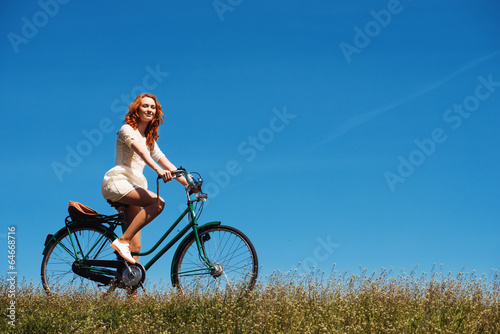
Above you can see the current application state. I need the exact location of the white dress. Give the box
[101,124,165,202]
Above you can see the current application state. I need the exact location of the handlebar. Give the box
[171,169,195,183]
[156,167,207,203]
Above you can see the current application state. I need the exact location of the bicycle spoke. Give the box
[41,226,118,294]
[173,226,257,296]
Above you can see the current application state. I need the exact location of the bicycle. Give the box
[41,168,258,296]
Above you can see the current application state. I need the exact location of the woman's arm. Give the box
[158,156,200,192]
[157,156,190,187]
[131,142,196,190]
[158,157,200,193]
[130,142,174,183]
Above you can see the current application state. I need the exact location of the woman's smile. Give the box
[138,97,156,123]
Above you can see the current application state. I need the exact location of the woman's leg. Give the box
[117,187,165,245]
[123,205,142,263]
[120,205,142,298]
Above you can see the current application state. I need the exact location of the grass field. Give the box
[2,267,499,333]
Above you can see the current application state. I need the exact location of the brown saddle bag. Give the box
[68,201,101,222]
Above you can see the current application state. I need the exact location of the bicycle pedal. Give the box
[123,260,132,270]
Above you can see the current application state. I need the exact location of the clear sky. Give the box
[1,0,499,287]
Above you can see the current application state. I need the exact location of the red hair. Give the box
[124,94,164,149]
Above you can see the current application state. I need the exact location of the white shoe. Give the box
[111,239,136,264]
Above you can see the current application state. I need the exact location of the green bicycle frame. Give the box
[131,202,216,271]
[44,202,221,281]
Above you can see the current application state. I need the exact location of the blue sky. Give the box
[1,0,499,287]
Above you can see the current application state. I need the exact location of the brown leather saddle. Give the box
[68,200,130,222]
[67,201,101,222]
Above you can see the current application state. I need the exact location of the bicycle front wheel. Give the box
[41,224,119,294]
[172,225,258,295]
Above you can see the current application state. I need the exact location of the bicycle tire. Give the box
[172,225,258,295]
[41,224,119,294]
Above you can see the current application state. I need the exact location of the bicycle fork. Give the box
[189,211,216,273]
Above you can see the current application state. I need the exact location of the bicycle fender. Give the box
[41,223,115,256]
[170,221,221,285]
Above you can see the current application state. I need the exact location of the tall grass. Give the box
[2,267,499,333]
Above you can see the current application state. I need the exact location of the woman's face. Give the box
[138,97,156,124]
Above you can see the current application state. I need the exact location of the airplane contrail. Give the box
[306,50,500,152]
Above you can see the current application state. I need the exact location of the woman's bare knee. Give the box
[142,196,164,220]
[156,197,165,213]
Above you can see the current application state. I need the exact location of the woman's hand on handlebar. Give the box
[156,168,202,193]
[157,169,173,183]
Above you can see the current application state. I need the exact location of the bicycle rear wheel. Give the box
[172,225,258,295]
[41,224,119,294]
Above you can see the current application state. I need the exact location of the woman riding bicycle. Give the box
[101,93,198,264]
